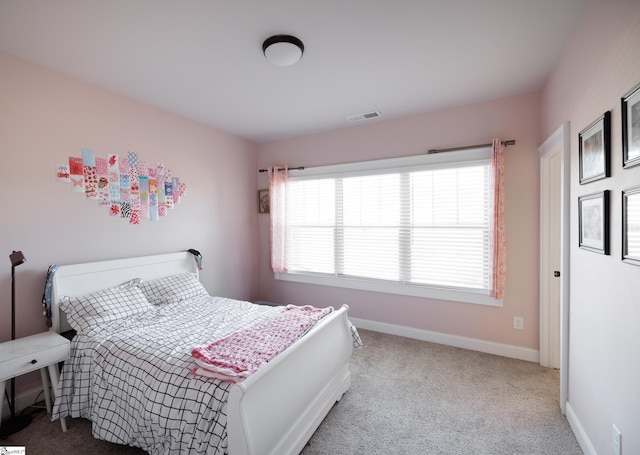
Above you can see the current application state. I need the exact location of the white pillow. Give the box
[60,278,151,332]
[138,273,208,305]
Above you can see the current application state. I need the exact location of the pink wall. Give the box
[0,52,260,390]
[258,93,541,350]
[541,1,640,453]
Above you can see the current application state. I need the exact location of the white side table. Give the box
[0,331,70,432]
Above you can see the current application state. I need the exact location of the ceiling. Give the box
[0,0,591,143]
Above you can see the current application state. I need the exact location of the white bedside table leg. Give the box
[47,363,67,432]
[0,380,5,431]
[40,368,52,414]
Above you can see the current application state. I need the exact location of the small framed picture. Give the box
[622,185,640,266]
[578,190,609,255]
[258,189,270,213]
[622,83,640,169]
[579,111,611,184]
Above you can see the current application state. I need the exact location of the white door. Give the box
[540,149,561,369]
[539,123,570,413]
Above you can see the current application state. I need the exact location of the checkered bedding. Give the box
[52,296,322,454]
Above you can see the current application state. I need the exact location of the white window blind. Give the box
[278,148,501,306]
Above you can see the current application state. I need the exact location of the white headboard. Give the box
[51,251,199,333]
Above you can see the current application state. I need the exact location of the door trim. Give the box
[538,122,570,414]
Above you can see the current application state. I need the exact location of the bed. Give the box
[49,251,359,455]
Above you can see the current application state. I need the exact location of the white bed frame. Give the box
[50,251,354,455]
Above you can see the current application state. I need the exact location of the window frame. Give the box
[275,147,503,307]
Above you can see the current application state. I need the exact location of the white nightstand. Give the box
[0,331,70,432]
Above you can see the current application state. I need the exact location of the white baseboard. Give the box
[566,402,597,455]
[1,385,45,421]
[349,317,540,363]
[254,303,539,362]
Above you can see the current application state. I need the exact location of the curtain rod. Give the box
[258,166,305,173]
[257,139,516,171]
[427,139,516,155]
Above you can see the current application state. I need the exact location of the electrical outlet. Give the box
[612,424,621,455]
[513,316,524,330]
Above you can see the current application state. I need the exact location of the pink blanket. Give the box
[191,305,333,382]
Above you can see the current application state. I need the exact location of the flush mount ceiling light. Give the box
[262,35,304,66]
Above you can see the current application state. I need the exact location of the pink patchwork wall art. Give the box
[58,148,187,224]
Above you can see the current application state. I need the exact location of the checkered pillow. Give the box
[60,279,152,332]
[138,273,208,305]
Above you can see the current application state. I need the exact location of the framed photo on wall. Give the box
[622,185,640,266]
[579,111,611,184]
[258,189,270,213]
[622,83,640,169]
[578,190,609,255]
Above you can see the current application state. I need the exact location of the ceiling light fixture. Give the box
[262,35,304,66]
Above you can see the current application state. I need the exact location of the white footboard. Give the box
[227,304,353,455]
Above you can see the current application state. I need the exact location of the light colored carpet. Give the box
[1,329,582,454]
[301,329,582,455]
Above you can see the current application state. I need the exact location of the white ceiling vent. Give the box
[347,111,382,122]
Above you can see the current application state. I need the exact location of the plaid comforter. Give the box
[52,296,301,454]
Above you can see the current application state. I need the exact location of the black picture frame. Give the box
[579,111,611,184]
[622,83,640,169]
[622,185,640,266]
[578,190,609,255]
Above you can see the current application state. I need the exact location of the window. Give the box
[276,148,501,306]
